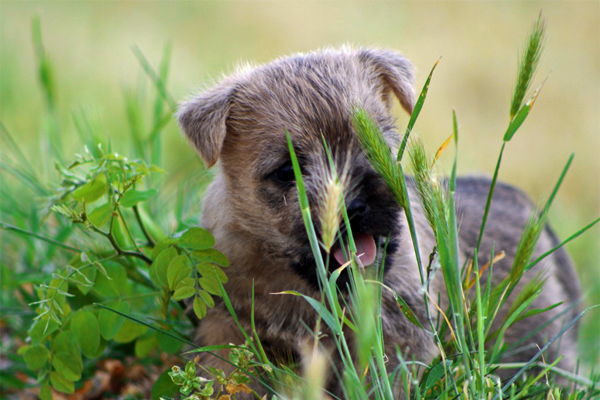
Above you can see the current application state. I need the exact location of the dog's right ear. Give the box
[357,48,416,115]
[177,80,235,168]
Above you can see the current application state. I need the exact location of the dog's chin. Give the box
[289,231,400,291]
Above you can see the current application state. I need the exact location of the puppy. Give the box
[178,47,581,396]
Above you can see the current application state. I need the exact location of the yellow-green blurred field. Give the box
[2,1,598,362]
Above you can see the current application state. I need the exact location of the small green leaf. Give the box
[93,263,127,298]
[40,382,52,400]
[152,369,179,400]
[73,175,107,203]
[70,260,97,296]
[420,360,453,393]
[135,333,157,358]
[151,247,177,288]
[394,293,425,330]
[191,249,230,267]
[193,296,207,319]
[113,318,148,343]
[53,331,78,355]
[29,314,59,344]
[172,285,195,300]
[198,276,221,296]
[50,371,75,394]
[88,338,107,359]
[198,290,215,309]
[151,238,178,259]
[175,277,195,292]
[179,227,215,250]
[87,203,112,227]
[157,330,183,354]
[45,278,68,315]
[167,255,191,290]
[23,344,50,370]
[71,310,100,358]
[196,262,228,283]
[111,215,133,249]
[121,189,158,208]
[52,351,83,381]
[99,301,131,340]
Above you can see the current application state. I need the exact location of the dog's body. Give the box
[178,48,581,396]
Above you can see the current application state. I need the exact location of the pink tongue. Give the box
[333,233,377,267]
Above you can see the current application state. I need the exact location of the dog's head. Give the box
[178,47,415,288]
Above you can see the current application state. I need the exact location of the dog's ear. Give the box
[177,80,235,168]
[357,48,416,114]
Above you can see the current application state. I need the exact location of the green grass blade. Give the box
[0,222,82,253]
[503,81,544,142]
[494,305,600,398]
[475,142,506,252]
[504,300,581,354]
[527,217,600,270]
[72,108,103,159]
[540,153,573,217]
[0,122,37,177]
[398,58,440,162]
[123,87,146,160]
[31,17,56,112]
[0,161,49,196]
[131,45,177,112]
[151,43,172,167]
[153,42,171,129]
[31,17,62,163]
[94,303,194,346]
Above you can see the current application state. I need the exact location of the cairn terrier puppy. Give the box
[178,47,581,396]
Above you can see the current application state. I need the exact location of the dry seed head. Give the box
[320,178,343,252]
[300,341,329,400]
[315,152,351,252]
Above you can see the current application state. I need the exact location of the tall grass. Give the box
[261,13,600,400]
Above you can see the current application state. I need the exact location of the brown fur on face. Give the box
[178,47,581,397]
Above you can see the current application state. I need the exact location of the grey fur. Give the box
[178,47,581,397]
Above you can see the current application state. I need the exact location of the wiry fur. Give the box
[178,47,581,397]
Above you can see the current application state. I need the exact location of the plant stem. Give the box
[133,205,156,246]
[89,224,152,264]
[0,221,82,253]
[475,142,506,252]
[117,206,143,253]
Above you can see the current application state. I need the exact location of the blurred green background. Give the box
[2,2,598,362]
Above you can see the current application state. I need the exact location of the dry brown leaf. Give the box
[432,133,454,166]
[466,251,506,291]
[226,382,253,395]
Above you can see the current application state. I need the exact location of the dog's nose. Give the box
[347,197,368,217]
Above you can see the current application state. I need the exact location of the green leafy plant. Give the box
[1,19,229,399]
[165,344,260,400]
[18,145,233,396]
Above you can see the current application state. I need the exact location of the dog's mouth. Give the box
[289,227,399,290]
[330,232,378,267]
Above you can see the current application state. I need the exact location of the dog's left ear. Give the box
[177,79,235,168]
[357,48,416,114]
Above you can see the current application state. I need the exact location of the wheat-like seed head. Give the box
[314,150,351,253]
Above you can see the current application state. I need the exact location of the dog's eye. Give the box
[272,162,296,185]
